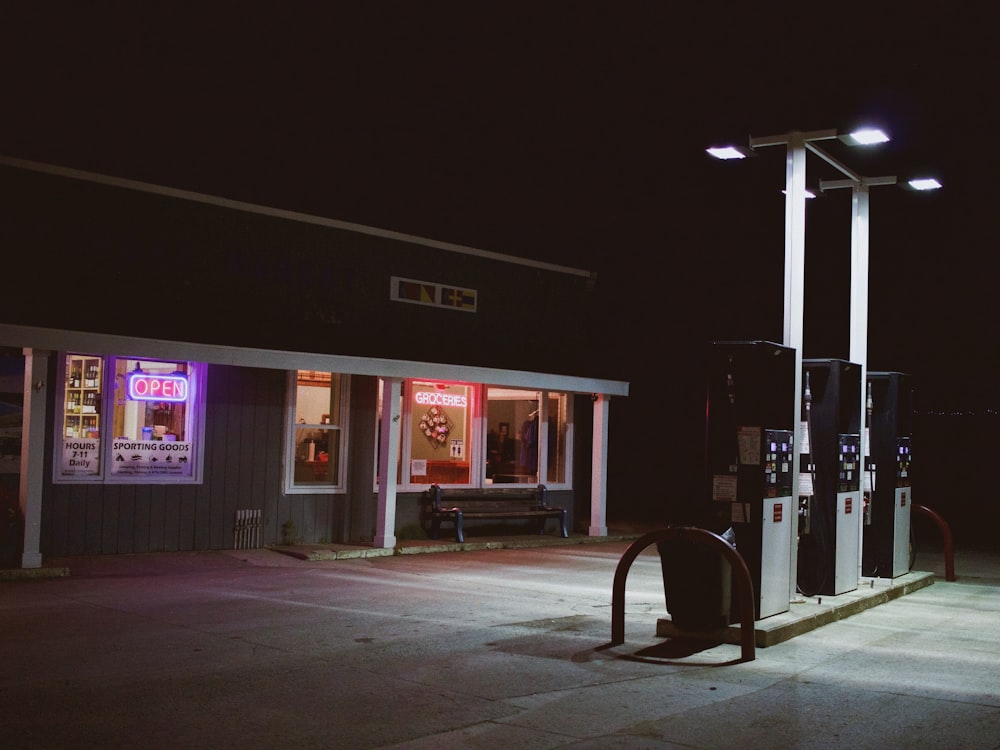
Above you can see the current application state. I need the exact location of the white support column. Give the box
[849,184,871,581]
[589,394,609,537]
[20,348,50,569]
[783,134,807,602]
[374,377,402,549]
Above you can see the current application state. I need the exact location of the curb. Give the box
[268,533,644,562]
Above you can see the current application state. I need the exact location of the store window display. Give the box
[407,381,473,485]
[375,380,573,490]
[55,354,205,483]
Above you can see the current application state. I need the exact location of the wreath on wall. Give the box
[419,405,453,449]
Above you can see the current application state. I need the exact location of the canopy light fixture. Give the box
[710,128,889,160]
[908,177,942,191]
[706,146,746,160]
[842,128,890,146]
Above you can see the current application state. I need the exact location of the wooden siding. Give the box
[1,163,605,381]
[41,363,345,556]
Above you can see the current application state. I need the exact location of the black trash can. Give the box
[657,528,734,632]
[0,493,22,568]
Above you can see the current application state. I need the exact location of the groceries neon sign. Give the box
[127,372,189,402]
[414,390,467,408]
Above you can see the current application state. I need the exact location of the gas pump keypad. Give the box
[838,434,861,492]
[897,437,911,488]
[763,428,793,497]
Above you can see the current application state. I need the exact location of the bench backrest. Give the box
[427,483,549,512]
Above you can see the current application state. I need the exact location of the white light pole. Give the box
[818,174,890,583]
[818,170,939,581]
[747,129,839,603]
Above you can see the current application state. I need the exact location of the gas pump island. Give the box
[696,128,928,624]
[703,343,916,623]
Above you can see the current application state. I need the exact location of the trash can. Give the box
[0,489,21,568]
[657,528,734,632]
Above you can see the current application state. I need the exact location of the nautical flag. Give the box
[440,287,477,310]
[391,276,477,312]
[396,279,435,303]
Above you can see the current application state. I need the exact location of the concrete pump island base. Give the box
[609,527,936,655]
[656,567,935,648]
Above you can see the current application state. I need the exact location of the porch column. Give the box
[589,394,609,537]
[20,348,50,568]
[374,377,402,548]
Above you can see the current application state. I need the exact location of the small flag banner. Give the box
[390,276,478,312]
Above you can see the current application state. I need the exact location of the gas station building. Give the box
[0,156,629,568]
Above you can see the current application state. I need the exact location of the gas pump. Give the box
[797,359,862,596]
[862,371,914,578]
[704,340,795,620]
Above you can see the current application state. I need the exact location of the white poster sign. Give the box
[110,439,194,477]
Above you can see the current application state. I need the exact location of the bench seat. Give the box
[424,483,568,543]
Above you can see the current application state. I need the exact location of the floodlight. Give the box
[908,177,942,191]
[843,128,890,146]
[706,146,745,160]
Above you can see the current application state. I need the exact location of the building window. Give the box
[484,388,538,484]
[285,370,348,493]
[55,354,206,483]
[545,391,571,486]
[406,381,474,485]
[375,380,572,490]
[59,354,104,478]
[484,388,571,487]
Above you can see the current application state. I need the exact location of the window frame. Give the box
[52,353,207,485]
[399,379,479,490]
[283,370,350,495]
[375,379,573,492]
[482,387,574,491]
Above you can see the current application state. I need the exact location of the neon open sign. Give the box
[127,372,189,402]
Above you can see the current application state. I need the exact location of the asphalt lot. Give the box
[2,539,999,749]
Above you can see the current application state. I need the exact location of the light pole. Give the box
[818,170,940,581]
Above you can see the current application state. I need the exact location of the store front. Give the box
[0,156,629,568]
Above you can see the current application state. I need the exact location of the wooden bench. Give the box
[424,484,568,543]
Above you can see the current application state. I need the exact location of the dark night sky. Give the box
[2,5,997,423]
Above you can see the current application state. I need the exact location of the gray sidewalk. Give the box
[2,538,998,749]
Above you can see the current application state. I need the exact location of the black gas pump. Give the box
[797,359,862,596]
[704,340,795,620]
[862,371,914,578]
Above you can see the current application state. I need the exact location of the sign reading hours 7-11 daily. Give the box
[61,438,101,477]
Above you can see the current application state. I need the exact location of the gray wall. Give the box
[41,363,348,555]
[1,164,606,381]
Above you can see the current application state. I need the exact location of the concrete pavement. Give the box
[2,537,998,749]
